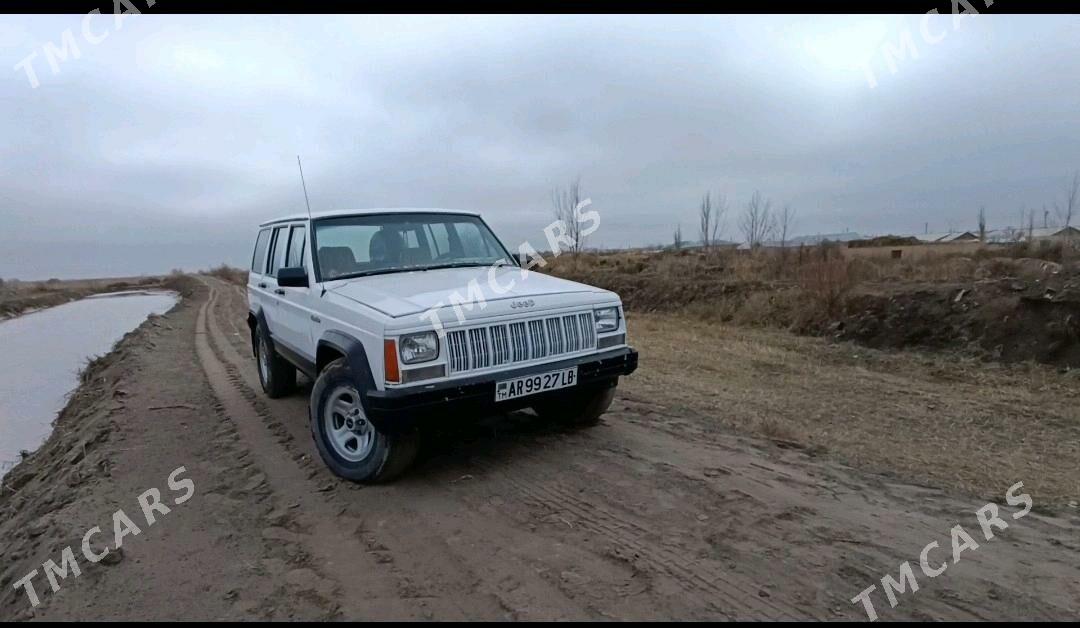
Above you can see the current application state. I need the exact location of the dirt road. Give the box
[2,276,1077,620]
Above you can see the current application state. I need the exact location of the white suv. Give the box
[247,208,638,482]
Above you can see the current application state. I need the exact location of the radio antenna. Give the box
[297,155,312,219]
[297,155,325,297]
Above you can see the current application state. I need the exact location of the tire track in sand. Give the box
[195,278,500,620]
[203,276,802,619]
[200,277,598,620]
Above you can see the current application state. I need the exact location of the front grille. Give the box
[445,311,596,374]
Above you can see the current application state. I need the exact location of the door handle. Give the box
[274,289,286,296]
[258,282,267,289]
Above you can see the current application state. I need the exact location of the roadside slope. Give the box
[0,278,333,620]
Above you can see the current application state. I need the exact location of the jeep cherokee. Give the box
[247,208,638,482]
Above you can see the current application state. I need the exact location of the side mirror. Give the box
[277,266,309,288]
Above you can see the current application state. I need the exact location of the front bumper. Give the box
[365,346,638,430]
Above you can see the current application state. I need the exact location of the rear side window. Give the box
[286,226,307,270]
[268,226,289,276]
[251,229,271,274]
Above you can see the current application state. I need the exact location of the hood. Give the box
[326,266,603,318]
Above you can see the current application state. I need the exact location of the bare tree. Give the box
[698,193,713,249]
[777,204,796,249]
[739,191,776,249]
[672,224,683,250]
[698,192,729,249]
[977,205,987,242]
[1054,170,1078,229]
[1027,208,1035,241]
[712,193,727,245]
[551,177,586,254]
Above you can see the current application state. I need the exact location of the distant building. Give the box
[1022,226,1080,242]
[985,228,1024,243]
[910,231,979,243]
[737,232,863,250]
[673,239,740,251]
[985,226,1079,243]
[732,225,1077,252]
[942,231,979,242]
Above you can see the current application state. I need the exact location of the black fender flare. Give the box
[317,331,377,393]
[317,331,397,432]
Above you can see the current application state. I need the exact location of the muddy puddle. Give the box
[0,290,178,476]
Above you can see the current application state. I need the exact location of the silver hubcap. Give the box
[258,336,270,383]
[324,386,375,462]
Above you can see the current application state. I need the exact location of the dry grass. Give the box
[622,311,1080,508]
[545,245,1080,339]
[549,246,1080,506]
[204,264,249,286]
[795,257,854,320]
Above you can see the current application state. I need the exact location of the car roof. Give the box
[258,207,481,228]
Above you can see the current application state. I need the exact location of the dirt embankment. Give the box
[828,270,1080,366]
[0,275,202,616]
[546,251,1080,368]
[0,276,177,320]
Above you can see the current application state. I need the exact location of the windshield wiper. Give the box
[329,267,420,281]
[329,260,509,281]
[418,261,496,271]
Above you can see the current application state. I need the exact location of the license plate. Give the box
[495,367,577,402]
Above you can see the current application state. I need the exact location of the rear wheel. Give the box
[534,385,617,428]
[310,358,419,483]
[254,324,296,398]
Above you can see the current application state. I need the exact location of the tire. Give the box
[534,385,617,428]
[309,358,419,483]
[254,323,296,399]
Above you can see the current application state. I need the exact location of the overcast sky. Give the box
[2,14,1079,279]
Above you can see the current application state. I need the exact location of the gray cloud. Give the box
[2,14,1079,278]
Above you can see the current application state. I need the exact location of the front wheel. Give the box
[534,385,617,428]
[309,358,419,483]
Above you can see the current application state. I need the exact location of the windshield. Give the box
[312,213,514,282]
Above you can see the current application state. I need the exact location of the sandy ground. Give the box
[1,275,1078,620]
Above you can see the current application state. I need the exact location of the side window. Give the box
[286,226,307,270]
[268,226,289,276]
[251,229,271,274]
